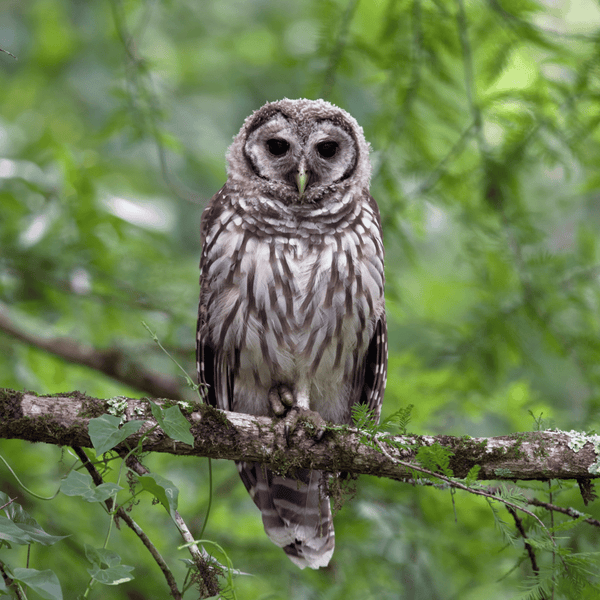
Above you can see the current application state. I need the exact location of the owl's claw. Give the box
[283,406,327,444]
[268,385,327,445]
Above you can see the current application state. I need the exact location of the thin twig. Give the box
[507,506,540,577]
[371,436,562,555]
[73,447,183,600]
[391,477,600,529]
[0,497,17,512]
[528,497,600,528]
[0,47,16,59]
[123,453,221,598]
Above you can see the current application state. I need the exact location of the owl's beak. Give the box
[296,165,307,198]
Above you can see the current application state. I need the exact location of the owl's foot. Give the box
[283,406,327,443]
[268,385,295,417]
[268,385,327,444]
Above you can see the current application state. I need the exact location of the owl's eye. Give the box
[316,141,338,158]
[266,138,290,156]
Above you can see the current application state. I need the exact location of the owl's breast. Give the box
[201,193,384,419]
[208,228,379,357]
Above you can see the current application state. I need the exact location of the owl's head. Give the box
[226,98,371,203]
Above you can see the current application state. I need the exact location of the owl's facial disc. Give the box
[244,112,359,201]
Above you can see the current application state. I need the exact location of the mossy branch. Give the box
[1,388,599,483]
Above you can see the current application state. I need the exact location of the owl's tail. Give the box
[237,461,335,569]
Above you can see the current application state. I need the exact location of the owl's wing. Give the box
[196,186,234,411]
[353,194,387,423]
[355,312,387,422]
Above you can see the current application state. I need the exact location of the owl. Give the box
[196,98,387,569]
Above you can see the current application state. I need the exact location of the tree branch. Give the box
[0,306,185,400]
[1,388,599,483]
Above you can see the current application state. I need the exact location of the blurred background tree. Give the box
[1,0,600,598]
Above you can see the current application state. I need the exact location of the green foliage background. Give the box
[1,0,600,598]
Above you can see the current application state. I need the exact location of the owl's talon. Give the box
[269,386,328,445]
[281,405,327,446]
[283,419,292,446]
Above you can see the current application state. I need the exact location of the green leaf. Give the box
[60,471,123,503]
[0,516,41,545]
[88,414,144,455]
[0,492,33,525]
[138,473,179,518]
[85,544,122,568]
[87,563,135,585]
[84,544,134,585]
[150,402,194,446]
[149,400,165,427]
[12,568,62,600]
[0,512,66,547]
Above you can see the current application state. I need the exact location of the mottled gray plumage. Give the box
[197,98,387,569]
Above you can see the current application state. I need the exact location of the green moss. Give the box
[203,403,231,427]
[494,468,513,478]
[0,388,24,421]
[444,436,488,478]
[77,394,106,419]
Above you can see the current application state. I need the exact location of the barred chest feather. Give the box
[201,189,384,423]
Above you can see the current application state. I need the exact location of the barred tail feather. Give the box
[237,461,335,569]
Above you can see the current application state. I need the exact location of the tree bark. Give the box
[1,387,599,482]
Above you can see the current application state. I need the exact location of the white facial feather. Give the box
[226,98,372,203]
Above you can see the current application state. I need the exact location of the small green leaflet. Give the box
[351,403,378,432]
[85,544,134,585]
[415,443,454,477]
[85,545,121,567]
[381,404,413,435]
[61,471,123,503]
[88,414,144,455]
[149,401,194,446]
[139,472,179,518]
[465,464,481,486]
[11,568,62,600]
